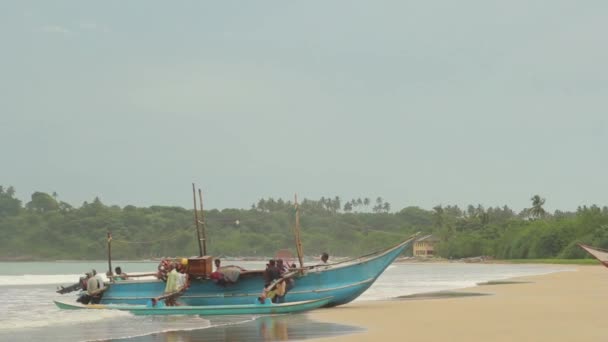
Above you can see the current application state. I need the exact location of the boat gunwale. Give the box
[54,296,332,312]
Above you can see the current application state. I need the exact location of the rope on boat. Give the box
[112,227,192,244]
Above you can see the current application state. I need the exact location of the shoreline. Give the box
[309,265,606,341]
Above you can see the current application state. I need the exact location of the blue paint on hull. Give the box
[100,237,414,307]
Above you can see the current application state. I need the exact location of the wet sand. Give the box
[310,265,607,342]
[114,314,363,342]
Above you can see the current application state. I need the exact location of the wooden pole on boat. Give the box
[198,188,207,256]
[107,231,113,275]
[192,183,203,257]
[294,194,304,268]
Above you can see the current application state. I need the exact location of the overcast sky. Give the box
[1,1,607,212]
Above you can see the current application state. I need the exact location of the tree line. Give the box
[0,185,606,260]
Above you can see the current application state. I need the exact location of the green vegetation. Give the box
[0,187,607,261]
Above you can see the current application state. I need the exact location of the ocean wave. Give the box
[0,307,132,330]
[0,274,156,286]
[0,274,86,286]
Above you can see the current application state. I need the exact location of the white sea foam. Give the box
[0,274,85,286]
[0,308,132,330]
[0,273,156,286]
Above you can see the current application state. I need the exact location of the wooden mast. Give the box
[294,194,304,268]
[107,231,113,275]
[192,183,203,257]
[198,188,207,256]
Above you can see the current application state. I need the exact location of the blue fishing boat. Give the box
[97,234,417,307]
[54,297,332,316]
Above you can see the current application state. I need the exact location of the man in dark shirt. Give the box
[277,259,288,274]
[263,259,281,286]
[321,252,329,264]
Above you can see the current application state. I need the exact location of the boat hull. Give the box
[54,297,331,316]
[99,237,414,307]
[579,244,608,268]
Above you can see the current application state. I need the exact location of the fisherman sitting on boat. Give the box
[314,252,331,269]
[210,258,244,286]
[321,252,329,264]
[210,270,226,286]
[210,267,242,286]
[114,266,128,281]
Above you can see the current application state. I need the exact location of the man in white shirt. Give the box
[85,271,104,304]
[92,269,105,290]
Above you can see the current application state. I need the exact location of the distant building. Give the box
[413,235,439,257]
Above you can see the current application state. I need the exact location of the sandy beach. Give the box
[310,265,607,342]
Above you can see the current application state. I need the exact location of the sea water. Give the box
[0,261,571,341]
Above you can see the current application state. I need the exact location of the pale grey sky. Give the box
[1,1,607,212]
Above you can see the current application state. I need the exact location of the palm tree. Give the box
[257,198,266,212]
[433,205,444,228]
[529,195,546,219]
[363,198,370,212]
[373,197,384,213]
[333,196,341,213]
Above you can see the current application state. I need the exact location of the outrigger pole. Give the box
[107,231,113,275]
[293,194,304,268]
[192,183,203,257]
[198,188,207,256]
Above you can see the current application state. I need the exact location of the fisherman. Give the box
[214,258,221,271]
[176,260,188,290]
[79,273,88,291]
[84,271,104,304]
[92,269,105,290]
[262,260,285,303]
[76,271,92,304]
[276,259,294,296]
[114,266,128,281]
[210,270,226,286]
[321,252,329,264]
[263,260,280,287]
[164,263,180,306]
[277,259,288,274]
